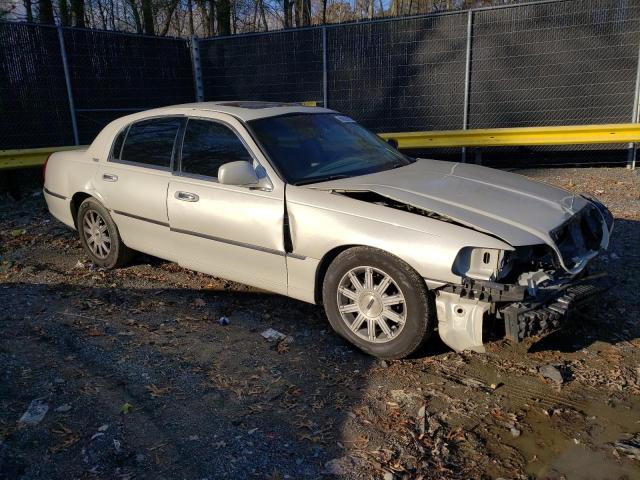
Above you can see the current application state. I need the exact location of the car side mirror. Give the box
[218,161,259,187]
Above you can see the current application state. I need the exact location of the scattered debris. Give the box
[54,404,72,413]
[613,434,640,461]
[261,328,287,342]
[510,427,521,438]
[18,398,49,426]
[539,364,565,385]
[218,316,230,326]
[120,402,133,414]
[261,328,286,342]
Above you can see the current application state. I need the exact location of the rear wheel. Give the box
[322,246,435,359]
[77,197,133,269]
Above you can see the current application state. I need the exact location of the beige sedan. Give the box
[43,102,613,358]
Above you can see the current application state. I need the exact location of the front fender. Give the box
[286,185,512,285]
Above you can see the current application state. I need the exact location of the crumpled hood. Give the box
[309,159,594,257]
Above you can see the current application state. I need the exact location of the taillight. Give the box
[43,153,53,184]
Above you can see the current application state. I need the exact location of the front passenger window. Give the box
[181,119,253,178]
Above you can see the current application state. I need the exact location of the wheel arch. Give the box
[313,244,422,305]
[70,192,95,229]
[314,244,362,304]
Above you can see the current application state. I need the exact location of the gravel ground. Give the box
[0,167,639,479]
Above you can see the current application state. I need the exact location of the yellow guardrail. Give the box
[0,146,85,170]
[1,123,639,170]
[378,123,640,149]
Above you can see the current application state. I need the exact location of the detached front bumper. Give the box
[435,273,612,352]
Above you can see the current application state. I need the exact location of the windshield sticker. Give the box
[334,115,356,123]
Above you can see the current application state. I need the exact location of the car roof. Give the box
[86,101,336,160]
[141,101,335,121]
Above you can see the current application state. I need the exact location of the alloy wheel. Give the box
[82,209,111,259]
[336,266,407,343]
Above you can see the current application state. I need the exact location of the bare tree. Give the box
[141,0,154,33]
[187,0,194,34]
[127,0,143,32]
[23,0,34,22]
[283,0,291,27]
[217,0,231,35]
[59,0,71,24]
[38,0,55,23]
[159,0,179,35]
[71,0,85,26]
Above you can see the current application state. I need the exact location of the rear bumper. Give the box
[500,273,612,342]
[44,188,75,229]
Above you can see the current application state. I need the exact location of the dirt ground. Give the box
[1,167,639,480]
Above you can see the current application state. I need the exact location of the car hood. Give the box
[308,159,607,272]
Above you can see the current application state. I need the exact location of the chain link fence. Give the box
[1,0,640,165]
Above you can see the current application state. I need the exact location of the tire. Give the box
[77,197,134,269]
[322,246,435,359]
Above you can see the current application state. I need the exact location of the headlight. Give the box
[452,247,505,281]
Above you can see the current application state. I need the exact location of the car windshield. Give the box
[248,113,413,185]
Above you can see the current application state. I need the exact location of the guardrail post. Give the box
[191,36,204,102]
[57,26,79,146]
[322,26,328,108]
[628,40,640,170]
[462,9,474,163]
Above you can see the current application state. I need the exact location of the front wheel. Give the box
[77,197,134,269]
[322,247,435,359]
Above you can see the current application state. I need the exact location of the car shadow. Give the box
[0,280,374,478]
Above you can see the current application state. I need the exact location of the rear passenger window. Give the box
[119,117,182,168]
[181,119,252,178]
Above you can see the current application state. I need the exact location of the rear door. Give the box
[167,116,287,294]
[96,116,183,260]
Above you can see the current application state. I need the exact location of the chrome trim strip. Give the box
[170,227,284,256]
[112,210,170,227]
[110,210,306,259]
[170,227,305,259]
[43,187,66,200]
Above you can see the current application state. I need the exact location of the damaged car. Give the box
[43,102,614,358]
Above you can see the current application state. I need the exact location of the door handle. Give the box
[175,191,199,202]
[102,173,118,182]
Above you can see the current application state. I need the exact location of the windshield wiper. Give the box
[294,174,350,186]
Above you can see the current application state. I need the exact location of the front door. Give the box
[167,117,287,294]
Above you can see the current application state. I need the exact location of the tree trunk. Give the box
[71,0,85,27]
[24,0,33,22]
[283,0,291,28]
[127,0,143,33]
[294,0,300,26]
[302,0,310,25]
[141,0,154,35]
[216,0,230,36]
[159,0,179,36]
[258,0,267,31]
[194,0,209,35]
[37,0,54,24]
[187,0,194,35]
[208,0,216,36]
[368,0,374,19]
[59,0,70,25]
[322,0,327,24]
